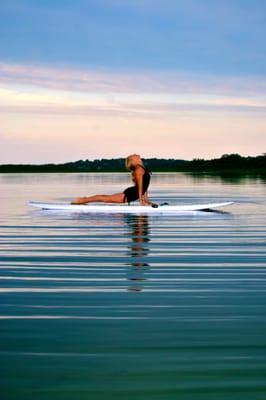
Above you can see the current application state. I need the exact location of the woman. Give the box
[71,154,157,206]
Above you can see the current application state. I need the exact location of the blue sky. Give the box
[1,0,266,73]
[0,0,265,162]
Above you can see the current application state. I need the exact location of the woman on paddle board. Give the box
[71,154,157,206]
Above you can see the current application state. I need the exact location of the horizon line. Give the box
[1,152,265,166]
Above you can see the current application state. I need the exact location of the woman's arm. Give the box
[134,168,145,205]
[135,167,157,206]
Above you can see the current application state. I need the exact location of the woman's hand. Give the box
[139,200,156,207]
[143,192,157,207]
[148,201,158,207]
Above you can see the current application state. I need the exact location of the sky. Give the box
[0,0,266,163]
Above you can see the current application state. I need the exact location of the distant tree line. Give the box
[0,153,265,173]
[188,153,266,172]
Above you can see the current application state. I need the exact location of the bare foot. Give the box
[71,197,87,205]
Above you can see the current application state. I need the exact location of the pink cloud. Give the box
[0,62,266,97]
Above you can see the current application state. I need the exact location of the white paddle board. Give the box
[28,201,234,213]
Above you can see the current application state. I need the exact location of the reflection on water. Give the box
[125,215,150,292]
[186,171,266,184]
[0,173,266,400]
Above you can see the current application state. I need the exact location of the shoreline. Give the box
[0,169,265,175]
[0,154,265,174]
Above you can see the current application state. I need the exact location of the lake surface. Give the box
[1,172,266,400]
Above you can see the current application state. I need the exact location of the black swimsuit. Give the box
[123,164,151,204]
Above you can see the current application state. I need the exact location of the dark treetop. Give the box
[0,153,265,174]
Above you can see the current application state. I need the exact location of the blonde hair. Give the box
[125,155,135,170]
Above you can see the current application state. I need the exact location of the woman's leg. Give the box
[71,192,125,205]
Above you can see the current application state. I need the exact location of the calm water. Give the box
[1,172,266,400]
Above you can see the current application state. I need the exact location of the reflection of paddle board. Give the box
[28,201,234,213]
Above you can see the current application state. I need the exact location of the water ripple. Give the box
[1,173,266,400]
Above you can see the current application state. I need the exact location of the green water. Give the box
[0,173,266,399]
